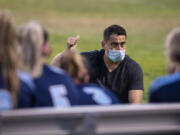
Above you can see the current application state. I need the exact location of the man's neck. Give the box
[103,55,120,72]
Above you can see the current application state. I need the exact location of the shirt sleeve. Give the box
[128,63,144,91]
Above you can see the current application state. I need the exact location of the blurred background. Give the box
[1,0,180,102]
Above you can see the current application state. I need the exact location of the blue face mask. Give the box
[108,49,125,62]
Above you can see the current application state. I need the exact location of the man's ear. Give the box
[101,41,106,49]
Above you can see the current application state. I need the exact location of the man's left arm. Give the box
[129,90,143,104]
[128,63,144,104]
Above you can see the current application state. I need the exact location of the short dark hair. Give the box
[103,24,127,42]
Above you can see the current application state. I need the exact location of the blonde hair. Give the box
[18,21,44,76]
[166,28,180,65]
[58,50,88,83]
[0,10,19,107]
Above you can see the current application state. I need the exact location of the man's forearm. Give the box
[128,90,143,104]
[51,52,63,66]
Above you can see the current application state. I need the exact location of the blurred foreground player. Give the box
[0,11,34,110]
[18,22,80,107]
[150,28,180,103]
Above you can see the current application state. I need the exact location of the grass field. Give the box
[1,0,180,102]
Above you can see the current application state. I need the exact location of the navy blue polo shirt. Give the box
[149,71,180,103]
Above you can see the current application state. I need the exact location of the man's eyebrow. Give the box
[111,41,126,44]
[111,42,119,44]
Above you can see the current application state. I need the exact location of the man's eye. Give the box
[120,42,126,46]
[112,43,118,46]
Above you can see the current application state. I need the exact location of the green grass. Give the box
[0,0,180,18]
[1,0,180,103]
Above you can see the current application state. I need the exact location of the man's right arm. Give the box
[50,52,62,66]
[51,35,80,66]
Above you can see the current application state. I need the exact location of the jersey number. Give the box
[49,85,70,107]
[84,87,112,105]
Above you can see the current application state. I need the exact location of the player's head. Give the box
[18,21,52,75]
[59,50,89,84]
[166,28,180,65]
[0,10,19,107]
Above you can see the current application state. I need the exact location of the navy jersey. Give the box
[17,70,36,108]
[76,83,120,105]
[0,70,35,110]
[32,64,79,107]
[149,71,180,103]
